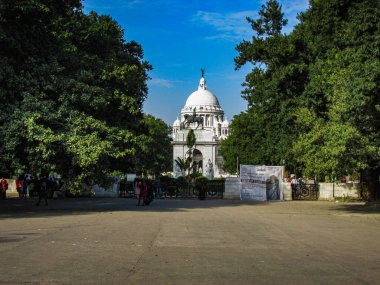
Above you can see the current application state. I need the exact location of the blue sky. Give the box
[83,0,309,125]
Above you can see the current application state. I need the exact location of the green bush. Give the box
[194,176,208,184]
[176,176,188,188]
[194,176,207,200]
[213,177,225,181]
[190,172,203,180]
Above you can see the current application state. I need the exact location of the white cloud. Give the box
[149,78,174,88]
[191,10,257,41]
[193,1,309,40]
[149,78,183,88]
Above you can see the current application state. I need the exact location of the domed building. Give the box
[172,73,230,178]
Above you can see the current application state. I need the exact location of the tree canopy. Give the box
[221,0,380,198]
[0,0,158,189]
[136,115,172,177]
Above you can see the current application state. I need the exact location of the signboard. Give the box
[239,165,283,201]
[126,174,137,182]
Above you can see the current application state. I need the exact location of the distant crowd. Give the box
[0,174,67,206]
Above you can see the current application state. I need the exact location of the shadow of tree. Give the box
[330,202,380,215]
[0,197,269,220]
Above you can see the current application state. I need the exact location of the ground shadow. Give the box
[0,197,270,219]
[329,202,380,215]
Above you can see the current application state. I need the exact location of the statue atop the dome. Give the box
[199,69,206,90]
[180,108,204,130]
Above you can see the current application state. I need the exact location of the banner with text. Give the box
[239,165,283,201]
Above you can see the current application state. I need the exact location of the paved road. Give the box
[1,198,380,285]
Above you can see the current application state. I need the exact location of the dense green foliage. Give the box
[0,0,167,189]
[137,115,172,177]
[174,157,191,177]
[222,0,380,197]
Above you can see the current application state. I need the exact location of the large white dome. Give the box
[185,89,220,108]
[184,77,221,109]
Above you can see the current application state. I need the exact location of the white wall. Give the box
[222,180,363,201]
[92,177,121,198]
[224,177,240,199]
[283,182,292,201]
[319,183,361,200]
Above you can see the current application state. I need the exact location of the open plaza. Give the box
[1,1,379,284]
[1,198,380,284]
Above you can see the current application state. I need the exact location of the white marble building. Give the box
[172,74,230,178]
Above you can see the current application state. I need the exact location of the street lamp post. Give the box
[236,155,239,177]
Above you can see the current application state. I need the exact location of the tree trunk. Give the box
[367,168,380,201]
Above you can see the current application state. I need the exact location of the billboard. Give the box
[239,165,283,201]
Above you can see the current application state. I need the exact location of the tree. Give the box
[175,157,191,177]
[186,129,197,175]
[224,0,380,198]
[222,0,296,171]
[136,115,172,177]
[0,0,151,190]
[293,0,380,195]
[294,50,379,174]
[248,0,288,37]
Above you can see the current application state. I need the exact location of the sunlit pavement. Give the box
[1,198,380,285]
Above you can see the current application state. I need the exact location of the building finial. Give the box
[198,68,207,90]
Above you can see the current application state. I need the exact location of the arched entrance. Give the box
[192,149,203,174]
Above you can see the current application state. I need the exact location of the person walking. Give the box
[22,177,29,199]
[141,180,149,206]
[136,179,148,206]
[154,178,163,199]
[144,180,153,206]
[25,174,32,197]
[1,177,8,200]
[135,178,142,206]
[36,176,48,206]
[16,176,23,199]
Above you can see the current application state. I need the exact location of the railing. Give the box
[292,183,319,200]
[205,180,224,199]
[119,179,225,200]
[119,182,135,198]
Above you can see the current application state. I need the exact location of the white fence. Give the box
[224,178,364,201]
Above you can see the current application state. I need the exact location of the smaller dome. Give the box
[173,117,180,127]
[222,119,229,127]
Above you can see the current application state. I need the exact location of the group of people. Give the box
[15,175,32,199]
[1,174,67,206]
[33,176,67,205]
[134,178,154,206]
[290,176,305,197]
[290,176,305,187]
